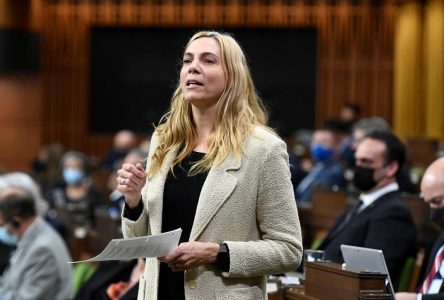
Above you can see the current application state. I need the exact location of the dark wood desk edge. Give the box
[305,261,387,279]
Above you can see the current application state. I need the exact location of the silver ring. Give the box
[121,178,126,185]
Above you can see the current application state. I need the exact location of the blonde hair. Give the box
[148,31,268,177]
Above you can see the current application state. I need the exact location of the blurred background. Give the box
[0,0,442,172]
[0,1,443,296]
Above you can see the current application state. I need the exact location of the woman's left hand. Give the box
[160,241,219,272]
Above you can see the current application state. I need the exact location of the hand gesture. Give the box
[116,162,147,208]
[160,241,219,272]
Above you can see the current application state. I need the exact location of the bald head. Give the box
[421,157,444,209]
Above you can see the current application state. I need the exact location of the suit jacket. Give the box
[0,217,72,300]
[422,233,444,300]
[122,126,303,300]
[318,191,417,290]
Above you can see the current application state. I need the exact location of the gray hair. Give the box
[352,117,390,136]
[0,172,49,216]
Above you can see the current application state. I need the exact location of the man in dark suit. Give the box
[396,157,444,300]
[318,131,417,290]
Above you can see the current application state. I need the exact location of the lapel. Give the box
[146,148,178,235]
[146,149,241,240]
[10,217,42,266]
[189,153,241,241]
[325,191,399,241]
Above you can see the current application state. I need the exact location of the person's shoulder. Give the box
[249,126,285,149]
[241,126,287,162]
[378,190,402,202]
[34,219,69,249]
[150,131,160,147]
[374,191,414,216]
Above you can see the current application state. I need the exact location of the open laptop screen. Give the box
[340,244,395,299]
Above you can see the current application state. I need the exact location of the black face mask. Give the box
[353,166,378,192]
[431,207,444,229]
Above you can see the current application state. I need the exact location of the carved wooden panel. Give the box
[0,76,41,171]
[39,0,396,157]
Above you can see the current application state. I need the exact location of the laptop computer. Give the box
[340,244,395,299]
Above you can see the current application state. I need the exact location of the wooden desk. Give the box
[286,262,391,300]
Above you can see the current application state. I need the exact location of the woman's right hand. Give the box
[116,162,147,208]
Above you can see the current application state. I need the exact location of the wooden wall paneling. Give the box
[200,0,220,25]
[288,1,305,25]
[37,0,398,161]
[223,0,240,26]
[323,2,340,125]
[313,1,328,127]
[0,77,41,171]
[158,0,176,26]
[268,0,286,26]
[138,0,155,25]
[178,0,196,26]
[424,0,444,140]
[119,0,135,25]
[245,0,262,26]
[393,1,424,139]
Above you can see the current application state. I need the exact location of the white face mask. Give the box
[0,225,17,246]
[63,168,85,185]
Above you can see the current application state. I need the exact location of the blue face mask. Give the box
[311,144,334,162]
[0,225,17,246]
[63,168,85,185]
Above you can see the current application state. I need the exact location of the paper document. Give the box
[69,228,182,263]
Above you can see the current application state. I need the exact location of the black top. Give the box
[159,151,207,300]
[124,151,207,300]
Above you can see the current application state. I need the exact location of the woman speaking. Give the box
[116,31,302,300]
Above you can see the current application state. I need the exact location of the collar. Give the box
[359,182,399,211]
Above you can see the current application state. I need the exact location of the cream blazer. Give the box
[122,126,303,300]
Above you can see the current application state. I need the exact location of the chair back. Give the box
[401,193,430,228]
[308,188,348,247]
[406,137,439,169]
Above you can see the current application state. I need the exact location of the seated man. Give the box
[295,127,346,204]
[351,117,417,193]
[318,131,417,290]
[0,186,72,300]
[396,157,444,300]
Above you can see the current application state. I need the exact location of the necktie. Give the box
[344,199,364,224]
[332,199,364,235]
[419,245,444,293]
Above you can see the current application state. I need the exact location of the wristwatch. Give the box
[216,243,230,272]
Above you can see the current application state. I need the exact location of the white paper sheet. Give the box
[69,228,182,263]
[280,275,300,286]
